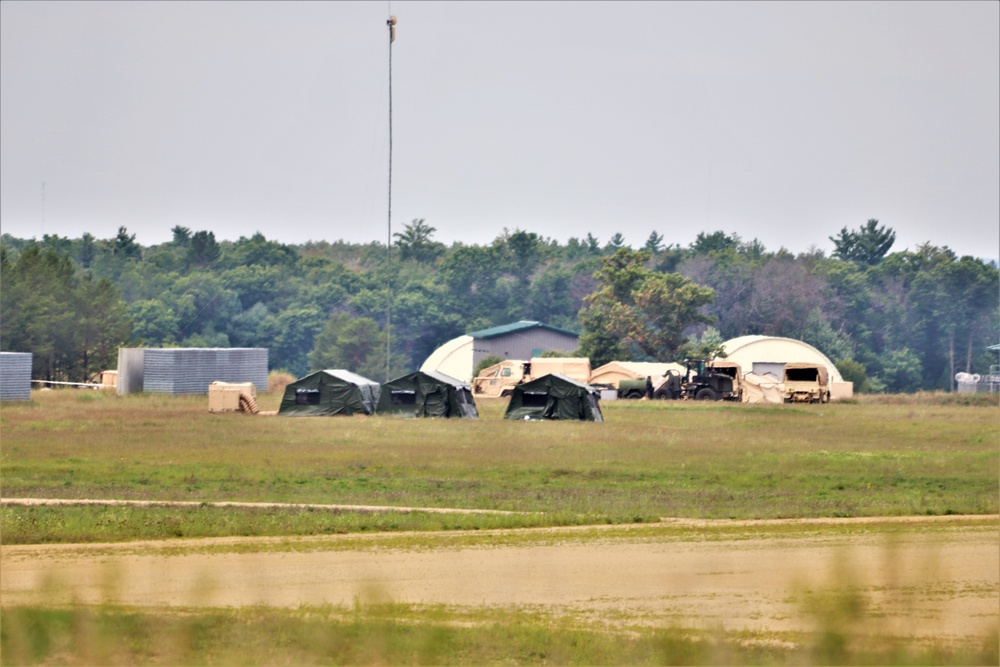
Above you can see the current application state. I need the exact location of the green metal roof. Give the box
[467,320,580,340]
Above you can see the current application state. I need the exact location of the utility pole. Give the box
[386,14,396,382]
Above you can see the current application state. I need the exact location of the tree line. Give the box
[1,220,997,393]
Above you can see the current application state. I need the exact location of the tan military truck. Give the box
[782,362,830,403]
[472,357,591,398]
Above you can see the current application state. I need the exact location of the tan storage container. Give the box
[209,381,257,413]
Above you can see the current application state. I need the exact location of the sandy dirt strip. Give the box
[2,506,997,641]
[0,497,528,515]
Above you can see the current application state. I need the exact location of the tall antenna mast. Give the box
[385,14,396,382]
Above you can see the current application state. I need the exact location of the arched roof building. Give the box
[420,335,474,383]
[421,321,580,384]
[720,335,844,382]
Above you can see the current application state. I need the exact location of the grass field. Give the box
[1,388,998,665]
[1,389,997,543]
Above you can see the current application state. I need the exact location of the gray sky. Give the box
[2,1,998,259]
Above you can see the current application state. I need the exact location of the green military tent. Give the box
[279,369,380,416]
[377,370,478,418]
[504,373,603,422]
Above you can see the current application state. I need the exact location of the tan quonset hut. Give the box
[719,335,853,401]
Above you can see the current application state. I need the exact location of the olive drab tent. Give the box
[504,373,603,422]
[278,369,380,416]
[376,370,478,418]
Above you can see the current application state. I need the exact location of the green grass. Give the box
[2,389,998,665]
[1,389,997,544]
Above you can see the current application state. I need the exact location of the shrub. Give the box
[268,370,296,394]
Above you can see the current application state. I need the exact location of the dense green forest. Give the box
[2,219,997,393]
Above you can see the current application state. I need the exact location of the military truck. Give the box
[652,359,740,401]
[782,362,830,403]
[472,357,591,398]
[707,360,743,401]
[616,376,653,399]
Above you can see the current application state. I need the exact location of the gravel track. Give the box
[2,503,997,641]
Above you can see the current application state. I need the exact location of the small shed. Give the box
[504,373,603,422]
[377,370,478,418]
[0,352,32,401]
[116,347,269,396]
[278,369,380,416]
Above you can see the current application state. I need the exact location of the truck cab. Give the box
[472,360,528,398]
[782,363,830,403]
[472,357,592,398]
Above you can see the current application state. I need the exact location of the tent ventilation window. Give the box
[522,391,547,408]
[390,390,417,405]
[295,389,321,405]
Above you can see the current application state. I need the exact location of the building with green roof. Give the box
[466,321,580,376]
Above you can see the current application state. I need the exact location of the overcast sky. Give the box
[2,1,998,260]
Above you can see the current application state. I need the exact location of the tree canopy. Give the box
[1,220,996,393]
[830,219,896,267]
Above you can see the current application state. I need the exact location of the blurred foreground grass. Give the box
[3,599,996,666]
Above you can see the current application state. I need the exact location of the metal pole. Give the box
[386,15,395,382]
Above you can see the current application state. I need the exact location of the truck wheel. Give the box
[695,387,717,401]
[653,388,674,400]
[625,389,644,399]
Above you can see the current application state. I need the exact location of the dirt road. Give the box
[2,516,997,640]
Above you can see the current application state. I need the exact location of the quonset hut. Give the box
[421,321,580,383]
[376,370,478,418]
[720,335,853,401]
